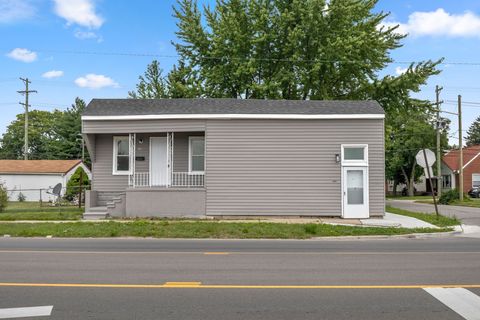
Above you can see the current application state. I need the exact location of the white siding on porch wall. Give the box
[0,174,66,202]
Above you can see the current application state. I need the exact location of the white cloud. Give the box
[6,48,37,63]
[42,70,64,79]
[74,30,103,42]
[0,0,35,23]
[395,66,408,75]
[75,74,119,89]
[381,8,480,37]
[53,0,104,29]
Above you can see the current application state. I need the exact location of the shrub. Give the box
[17,192,26,202]
[65,167,91,202]
[0,184,8,212]
[439,189,470,205]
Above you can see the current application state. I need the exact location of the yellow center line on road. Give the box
[0,282,479,289]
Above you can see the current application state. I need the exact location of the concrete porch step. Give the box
[83,206,108,220]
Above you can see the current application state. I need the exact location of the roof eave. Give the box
[82,114,385,121]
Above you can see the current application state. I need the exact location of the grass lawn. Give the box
[0,220,451,239]
[0,202,83,221]
[386,205,460,227]
[415,198,480,208]
[386,195,434,201]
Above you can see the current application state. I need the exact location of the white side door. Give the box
[149,137,168,186]
[342,166,369,218]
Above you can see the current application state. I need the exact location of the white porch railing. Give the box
[128,172,204,188]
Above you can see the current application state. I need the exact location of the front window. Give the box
[113,136,130,175]
[473,174,480,188]
[189,136,205,173]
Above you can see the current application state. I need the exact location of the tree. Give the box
[466,115,480,146]
[0,98,89,162]
[169,0,441,101]
[128,60,169,98]
[65,167,91,201]
[49,98,89,162]
[0,110,61,159]
[386,112,449,196]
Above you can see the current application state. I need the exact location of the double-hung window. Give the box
[473,174,480,188]
[113,136,130,175]
[189,136,205,173]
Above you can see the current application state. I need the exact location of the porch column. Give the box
[167,132,174,187]
[129,133,136,187]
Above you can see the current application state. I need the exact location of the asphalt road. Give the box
[387,199,480,226]
[0,237,479,319]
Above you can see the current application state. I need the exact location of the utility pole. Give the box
[17,78,37,160]
[435,85,443,197]
[458,95,464,201]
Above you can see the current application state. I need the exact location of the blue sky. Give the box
[1,0,479,145]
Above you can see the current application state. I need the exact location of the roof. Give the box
[443,145,480,171]
[0,160,83,175]
[82,98,384,119]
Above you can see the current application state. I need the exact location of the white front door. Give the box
[342,167,369,218]
[150,137,168,186]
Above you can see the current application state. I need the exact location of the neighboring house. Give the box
[0,160,92,202]
[82,99,385,219]
[442,145,480,192]
[386,145,480,195]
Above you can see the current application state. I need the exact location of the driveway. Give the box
[387,199,480,226]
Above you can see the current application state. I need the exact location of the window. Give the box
[113,136,130,175]
[442,175,451,189]
[189,137,205,173]
[342,145,368,165]
[473,174,480,188]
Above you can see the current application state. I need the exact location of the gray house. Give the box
[82,99,385,219]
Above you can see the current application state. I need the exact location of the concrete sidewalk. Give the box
[361,212,438,229]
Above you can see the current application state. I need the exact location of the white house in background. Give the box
[0,160,91,202]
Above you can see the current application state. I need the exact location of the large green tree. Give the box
[466,115,480,146]
[0,110,61,159]
[0,98,88,161]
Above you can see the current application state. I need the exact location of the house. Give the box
[82,98,385,219]
[441,145,480,192]
[386,145,480,195]
[0,160,92,202]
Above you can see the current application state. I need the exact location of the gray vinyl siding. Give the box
[83,120,206,133]
[91,133,201,191]
[92,134,128,192]
[205,119,384,216]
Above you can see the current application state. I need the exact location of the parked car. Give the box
[468,187,480,198]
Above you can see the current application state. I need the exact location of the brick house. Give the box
[442,145,480,192]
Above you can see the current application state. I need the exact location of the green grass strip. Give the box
[386,205,460,227]
[0,221,451,239]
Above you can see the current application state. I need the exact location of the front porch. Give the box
[127,131,205,189]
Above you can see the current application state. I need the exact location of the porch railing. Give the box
[128,172,204,188]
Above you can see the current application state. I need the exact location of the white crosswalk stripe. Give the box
[0,306,53,319]
[424,288,480,320]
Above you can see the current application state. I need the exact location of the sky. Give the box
[1,0,480,145]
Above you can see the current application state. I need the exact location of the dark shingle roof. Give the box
[83,99,384,116]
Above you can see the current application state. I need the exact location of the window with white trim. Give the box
[113,136,130,175]
[473,174,480,188]
[189,137,205,173]
[342,145,368,165]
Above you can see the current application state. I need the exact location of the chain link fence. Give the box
[4,185,90,208]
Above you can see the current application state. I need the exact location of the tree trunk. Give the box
[408,164,416,196]
[393,179,398,197]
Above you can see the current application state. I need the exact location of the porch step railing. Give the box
[129,172,204,188]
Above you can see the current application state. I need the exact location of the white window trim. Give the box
[341,144,369,166]
[112,136,131,175]
[473,173,480,188]
[188,136,205,174]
